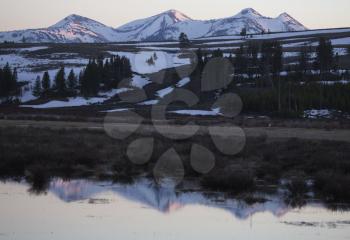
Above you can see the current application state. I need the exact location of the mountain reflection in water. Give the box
[48,178,316,219]
[1,178,350,240]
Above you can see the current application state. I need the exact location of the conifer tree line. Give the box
[146,53,158,66]
[188,37,350,114]
[0,63,19,99]
[32,55,133,98]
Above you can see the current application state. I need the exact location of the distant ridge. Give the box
[0,8,307,43]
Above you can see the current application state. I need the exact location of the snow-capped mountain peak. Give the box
[277,12,303,25]
[277,12,293,20]
[164,9,192,22]
[115,9,192,41]
[234,8,263,18]
[276,12,306,31]
[49,14,95,28]
[46,14,119,42]
[0,14,119,43]
[0,8,308,43]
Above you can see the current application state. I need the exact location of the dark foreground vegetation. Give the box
[0,63,21,101]
[0,126,349,205]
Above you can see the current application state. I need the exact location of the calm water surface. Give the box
[0,179,349,240]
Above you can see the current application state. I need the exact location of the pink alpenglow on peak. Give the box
[0,8,308,43]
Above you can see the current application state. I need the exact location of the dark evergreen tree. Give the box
[179,32,191,48]
[271,41,283,111]
[316,37,333,74]
[153,52,158,61]
[54,67,67,95]
[316,37,333,108]
[42,71,51,91]
[212,48,224,58]
[33,76,42,97]
[11,68,20,96]
[146,56,155,65]
[234,45,248,74]
[0,67,4,97]
[67,69,77,91]
[333,53,340,72]
[3,63,12,95]
[0,63,19,99]
[246,42,259,77]
[80,60,99,97]
[259,42,273,87]
[271,41,283,76]
[240,28,247,37]
[297,44,311,77]
[189,49,204,97]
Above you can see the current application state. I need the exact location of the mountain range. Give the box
[49,178,291,219]
[0,8,307,43]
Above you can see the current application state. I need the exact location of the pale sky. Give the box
[0,0,349,31]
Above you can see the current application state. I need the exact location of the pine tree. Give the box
[259,42,274,87]
[271,42,283,111]
[67,69,77,90]
[179,32,190,48]
[316,37,333,74]
[11,68,18,95]
[272,41,283,76]
[42,71,51,91]
[80,60,99,96]
[0,67,4,97]
[333,53,339,72]
[54,67,66,95]
[189,49,204,97]
[240,28,247,37]
[146,56,155,65]
[234,45,247,74]
[298,45,310,77]
[2,63,12,97]
[316,37,333,108]
[33,76,42,97]
[78,70,84,87]
[247,42,259,77]
[0,64,20,98]
[212,48,224,58]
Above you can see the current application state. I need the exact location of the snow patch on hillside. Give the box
[21,88,130,108]
[130,75,151,88]
[176,77,190,87]
[157,86,174,98]
[107,51,190,74]
[138,99,159,105]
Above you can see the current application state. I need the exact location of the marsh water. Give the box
[0,178,349,240]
